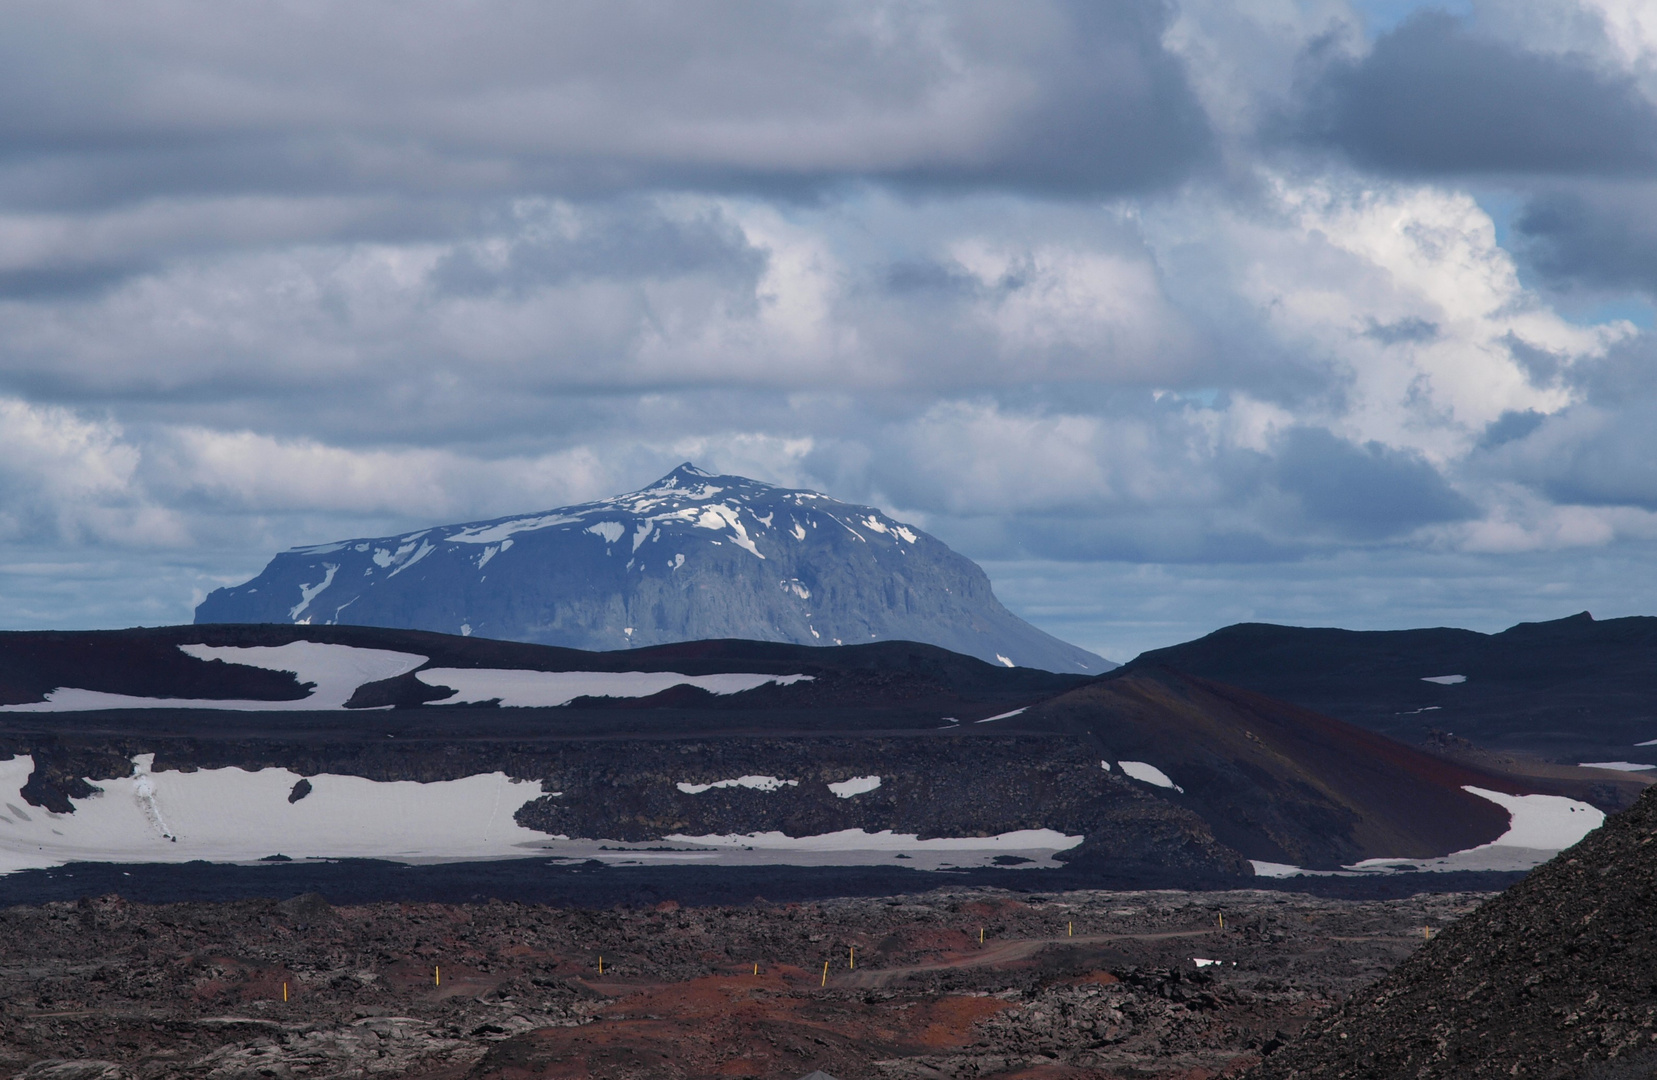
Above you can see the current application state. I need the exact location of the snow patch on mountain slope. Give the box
[289,564,338,620]
[1119,761,1182,792]
[414,668,811,707]
[0,643,428,712]
[1454,787,1605,850]
[385,540,434,578]
[448,514,580,544]
[1252,786,1605,877]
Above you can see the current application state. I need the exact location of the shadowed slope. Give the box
[1127,612,1657,763]
[1018,669,1523,869]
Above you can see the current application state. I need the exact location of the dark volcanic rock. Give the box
[1247,783,1657,1079]
[0,887,1489,1080]
[194,464,1109,674]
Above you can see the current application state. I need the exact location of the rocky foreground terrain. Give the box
[1247,781,1657,1079]
[0,887,1483,1080]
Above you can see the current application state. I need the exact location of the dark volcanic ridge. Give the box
[194,463,1109,674]
[1132,611,1657,771]
[1248,781,1657,1079]
[0,625,1611,895]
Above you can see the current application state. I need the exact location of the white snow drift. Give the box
[1251,785,1605,878]
[827,775,882,798]
[0,640,813,713]
[676,776,798,794]
[661,828,1080,855]
[0,754,1085,875]
[415,668,811,707]
[0,642,428,712]
[0,754,547,875]
[1118,761,1183,792]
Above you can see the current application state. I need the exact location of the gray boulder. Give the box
[195,464,1110,673]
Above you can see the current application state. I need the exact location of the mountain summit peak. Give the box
[653,462,717,487]
[197,467,1109,673]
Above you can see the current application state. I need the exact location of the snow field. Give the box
[415,668,812,707]
[660,828,1081,854]
[1253,785,1606,877]
[0,756,1082,875]
[827,776,882,798]
[676,776,798,794]
[0,754,548,875]
[1456,787,1605,850]
[0,642,429,713]
[0,642,809,714]
[1118,761,1183,792]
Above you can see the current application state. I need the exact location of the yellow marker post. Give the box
[599,956,604,975]
[1424,927,1431,940]
[849,947,855,970]
[1219,913,1225,930]
[434,966,440,988]
[282,982,288,1002]
[1068,921,1073,937]
[821,960,829,987]
[979,927,985,945]
[753,962,758,976]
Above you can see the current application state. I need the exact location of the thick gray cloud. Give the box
[1271,426,1475,539]
[0,0,1213,209]
[1293,12,1657,176]
[1516,184,1657,296]
[0,0,1654,659]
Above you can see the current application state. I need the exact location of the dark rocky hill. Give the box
[1247,781,1657,1079]
[1023,669,1525,870]
[1127,612,1657,766]
[0,625,1604,897]
[194,464,1108,674]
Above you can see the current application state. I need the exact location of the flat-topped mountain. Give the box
[195,464,1108,675]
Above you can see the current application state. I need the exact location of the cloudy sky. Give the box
[3,0,1657,660]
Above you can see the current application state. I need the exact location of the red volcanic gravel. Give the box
[0,887,1484,1079]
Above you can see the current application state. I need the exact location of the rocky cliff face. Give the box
[195,464,1108,675]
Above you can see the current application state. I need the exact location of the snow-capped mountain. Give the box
[195,464,1109,674]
